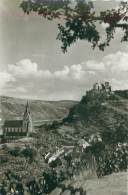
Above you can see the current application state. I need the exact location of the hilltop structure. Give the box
[93,82,112,93]
[86,82,113,98]
[1,101,33,143]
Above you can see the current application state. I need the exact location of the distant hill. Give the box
[0,96,77,121]
[1,84,128,142]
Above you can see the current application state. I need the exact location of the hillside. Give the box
[0,96,77,121]
[1,83,128,144]
[0,83,127,195]
[57,83,128,143]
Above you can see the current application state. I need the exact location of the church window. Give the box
[19,128,21,133]
[20,128,22,133]
[4,128,6,133]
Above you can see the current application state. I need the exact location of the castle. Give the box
[93,82,112,93]
[86,82,112,96]
[1,101,33,143]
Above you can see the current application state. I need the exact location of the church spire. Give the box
[23,101,33,136]
[23,100,30,120]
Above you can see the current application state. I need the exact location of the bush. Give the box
[8,146,20,157]
[1,144,8,151]
[21,146,36,162]
[95,143,128,177]
[49,158,62,168]
[0,154,8,164]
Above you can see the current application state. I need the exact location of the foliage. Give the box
[49,158,62,168]
[7,145,36,162]
[0,155,9,164]
[20,0,128,52]
[21,146,36,161]
[83,138,128,177]
[95,143,128,177]
[101,122,128,145]
[8,146,20,157]
[42,169,58,193]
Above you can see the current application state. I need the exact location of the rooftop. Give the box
[3,120,23,128]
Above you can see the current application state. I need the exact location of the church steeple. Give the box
[23,101,33,136]
[23,101,30,120]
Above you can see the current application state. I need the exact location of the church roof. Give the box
[3,120,23,128]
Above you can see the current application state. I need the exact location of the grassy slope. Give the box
[49,171,127,195]
[61,171,127,195]
[84,171,127,195]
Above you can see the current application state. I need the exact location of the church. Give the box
[1,101,33,143]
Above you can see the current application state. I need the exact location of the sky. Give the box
[0,0,128,100]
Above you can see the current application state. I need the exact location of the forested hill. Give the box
[59,83,128,143]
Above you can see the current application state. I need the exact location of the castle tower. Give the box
[23,101,33,136]
[105,82,111,92]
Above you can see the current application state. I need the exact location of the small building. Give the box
[78,139,90,152]
[2,101,33,143]
[89,133,102,144]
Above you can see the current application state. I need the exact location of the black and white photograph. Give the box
[0,0,128,194]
